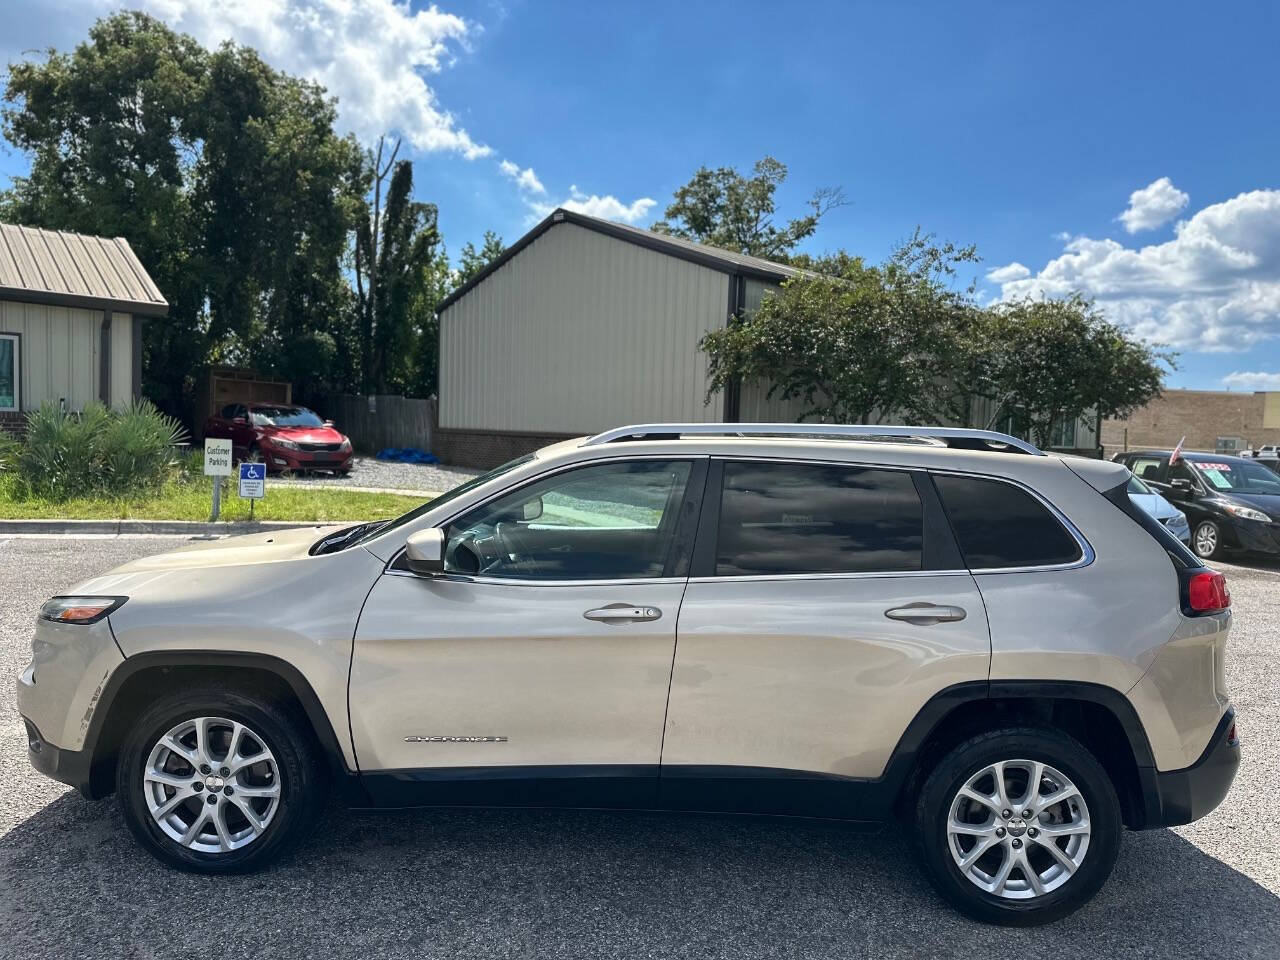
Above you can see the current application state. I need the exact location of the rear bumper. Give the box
[1143,707,1240,828]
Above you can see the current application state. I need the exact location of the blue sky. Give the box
[3,0,1278,390]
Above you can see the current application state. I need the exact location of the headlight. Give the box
[272,437,300,450]
[339,438,352,452]
[1219,502,1271,522]
[39,596,127,624]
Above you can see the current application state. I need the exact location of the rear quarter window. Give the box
[933,474,1083,570]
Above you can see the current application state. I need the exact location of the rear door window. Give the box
[933,474,1083,570]
[714,461,923,576]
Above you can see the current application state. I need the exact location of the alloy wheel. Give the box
[1194,522,1218,558]
[946,759,1091,900]
[142,716,282,853]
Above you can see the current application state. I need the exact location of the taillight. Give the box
[1188,571,1230,613]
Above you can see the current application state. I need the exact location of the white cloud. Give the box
[1052,231,1073,242]
[986,262,1030,284]
[1222,371,1280,390]
[498,159,545,195]
[991,188,1280,352]
[1118,176,1190,234]
[530,186,657,224]
[129,0,491,158]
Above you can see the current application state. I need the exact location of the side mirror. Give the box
[1169,478,1194,498]
[522,496,543,522]
[404,529,445,575]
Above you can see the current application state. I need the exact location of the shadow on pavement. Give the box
[3,793,1279,960]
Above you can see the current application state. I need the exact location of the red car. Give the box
[204,402,354,474]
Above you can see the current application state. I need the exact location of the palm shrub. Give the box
[14,401,188,500]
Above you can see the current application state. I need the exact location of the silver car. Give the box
[17,424,1238,926]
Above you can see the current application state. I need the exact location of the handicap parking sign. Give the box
[238,461,266,500]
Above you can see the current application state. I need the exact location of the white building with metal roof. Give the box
[0,223,168,427]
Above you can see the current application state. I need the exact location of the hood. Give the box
[260,424,346,443]
[71,524,346,593]
[1129,492,1182,522]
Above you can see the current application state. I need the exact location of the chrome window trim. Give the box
[926,467,1096,575]
[383,453,707,580]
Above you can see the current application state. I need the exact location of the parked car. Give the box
[19,423,1237,926]
[1114,448,1280,559]
[1125,473,1190,543]
[204,403,353,475]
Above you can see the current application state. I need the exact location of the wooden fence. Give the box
[313,394,434,454]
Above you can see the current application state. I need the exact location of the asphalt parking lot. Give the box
[2,537,1278,959]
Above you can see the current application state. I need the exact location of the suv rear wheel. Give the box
[116,685,326,873]
[914,726,1121,925]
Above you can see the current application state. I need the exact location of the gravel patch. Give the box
[2,539,1278,959]
[272,456,479,495]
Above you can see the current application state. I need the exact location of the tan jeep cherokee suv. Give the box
[17,424,1239,925]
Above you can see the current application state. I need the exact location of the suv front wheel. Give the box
[116,685,326,873]
[914,726,1121,925]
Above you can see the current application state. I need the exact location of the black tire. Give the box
[116,684,327,873]
[914,726,1121,926]
[1193,520,1225,560]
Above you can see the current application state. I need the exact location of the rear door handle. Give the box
[884,603,967,625]
[583,603,662,624]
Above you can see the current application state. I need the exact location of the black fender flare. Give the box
[85,650,360,800]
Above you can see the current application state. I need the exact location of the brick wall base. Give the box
[433,427,579,469]
[0,411,25,438]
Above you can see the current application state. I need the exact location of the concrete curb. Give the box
[0,518,328,537]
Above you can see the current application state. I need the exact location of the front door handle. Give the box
[583,603,662,624]
[884,602,967,625]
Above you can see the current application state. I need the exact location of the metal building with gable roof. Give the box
[435,208,806,467]
[0,222,168,427]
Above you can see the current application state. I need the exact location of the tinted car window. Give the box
[934,474,1082,569]
[445,459,693,580]
[715,461,923,576]
[1131,457,1165,481]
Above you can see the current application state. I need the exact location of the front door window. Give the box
[443,459,695,580]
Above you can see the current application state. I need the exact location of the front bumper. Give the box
[1229,519,1280,555]
[265,448,354,472]
[1144,707,1240,828]
[22,717,96,798]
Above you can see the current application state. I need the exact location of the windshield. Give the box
[349,454,536,548]
[1188,458,1280,494]
[250,406,325,428]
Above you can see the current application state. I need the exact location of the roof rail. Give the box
[581,423,1045,456]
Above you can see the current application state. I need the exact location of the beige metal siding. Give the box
[440,222,731,433]
[0,298,116,411]
[110,315,133,407]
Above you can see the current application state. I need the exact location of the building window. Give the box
[1050,416,1077,449]
[0,334,18,412]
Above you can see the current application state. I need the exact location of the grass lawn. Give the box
[0,476,431,523]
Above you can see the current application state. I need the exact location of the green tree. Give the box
[1,12,366,416]
[700,235,977,424]
[1,12,207,416]
[652,156,845,261]
[981,295,1173,448]
[455,230,505,287]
